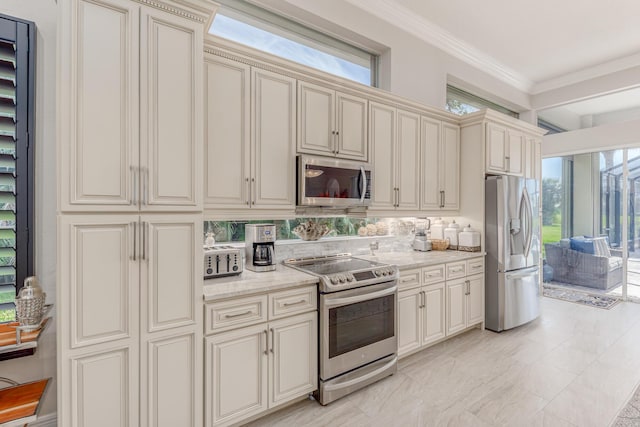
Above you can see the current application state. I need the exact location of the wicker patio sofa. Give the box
[544,242,623,290]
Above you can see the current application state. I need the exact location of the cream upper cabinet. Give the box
[525,137,542,180]
[252,68,297,209]
[204,56,251,209]
[298,81,368,161]
[204,61,295,211]
[60,0,139,211]
[61,1,203,212]
[486,122,524,176]
[140,7,202,211]
[370,102,420,211]
[421,118,460,211]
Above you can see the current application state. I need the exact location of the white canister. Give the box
[430,218,445,240]
[458,225,481,252]
[444,220,461,250]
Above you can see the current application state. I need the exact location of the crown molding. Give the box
[531,52,640,94]
[346,0,534,93]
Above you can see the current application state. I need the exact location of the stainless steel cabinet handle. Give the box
[251,178,256,205]
[245,178,250,205]
[131,166,137,206]
[270,328,274,353]
[131,222,137,261]
[223,310,253,319]
[440,190,445,208]
[465,280,470,295]
[142,221,147,261]
[283,299,307,307]
[264,330,268,355]
[420,290,425,308]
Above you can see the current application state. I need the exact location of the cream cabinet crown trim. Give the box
[133,0,215,23]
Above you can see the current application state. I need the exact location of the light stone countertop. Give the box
[203,264,318,302]
[203,250,486,301]
[359,250,485,270]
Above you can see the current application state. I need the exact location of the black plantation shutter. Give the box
[0,15,34,322]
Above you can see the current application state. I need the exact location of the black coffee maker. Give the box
[245,224,276,272]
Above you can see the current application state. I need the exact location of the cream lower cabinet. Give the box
[58,214,203,427]
[205,287,317,427]
[446,259,484,335]
[397,268,445,358]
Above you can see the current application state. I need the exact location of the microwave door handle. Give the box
[359,166,367,203]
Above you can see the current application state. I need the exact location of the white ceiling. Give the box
[561,87,640,116]
[359,0,640,91]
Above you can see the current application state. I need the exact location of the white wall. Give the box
[261,0,532,112]
[0,0,57,420]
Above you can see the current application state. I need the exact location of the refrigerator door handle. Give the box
[522,187,533,259]
[505,266,539,280]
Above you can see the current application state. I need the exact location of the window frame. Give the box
[446,84,519,118]
[209,0,379,87]
[0,13,35,321]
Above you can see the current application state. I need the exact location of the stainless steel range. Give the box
[284,253,398,405]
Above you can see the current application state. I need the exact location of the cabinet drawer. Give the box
[398,268,422,290]
[270,286,317,320]
[423,264,445,284]
[446,261,466,280]
[467,258,484,275]
[205,294,268,334]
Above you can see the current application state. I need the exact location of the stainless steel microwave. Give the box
[297,155,372,207]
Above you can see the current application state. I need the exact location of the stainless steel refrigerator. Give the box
[485,175,540,332]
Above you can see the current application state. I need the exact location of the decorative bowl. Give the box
[293,221,330,241]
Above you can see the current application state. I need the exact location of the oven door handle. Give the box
[323,355,397,392]
[324,285,397,308]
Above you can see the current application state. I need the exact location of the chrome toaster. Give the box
[204,246,243,279]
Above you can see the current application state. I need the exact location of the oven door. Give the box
[297,155,372,207]
[320,281,397,380]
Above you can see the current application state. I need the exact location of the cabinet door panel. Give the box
[141,9,202,210]
[421,117,440,210]
[62,217,138,348]
[143,216,200,332]
[252,69,296,209]
[398,288,421,357]
[370,102,396,209]
[144,332,200,427]
[486,123,507,173]
[467,274,484,326]
[507,131,524,176]
[423,283,445,345]
[337,92,368,160]
[71,347,137,427]
[441,123,460,210]
[64,0,138,210]
[204,56,250,208]
[298,81,334,155]
[206,325,268,426]
[446,279,466,335]
[396,109,421,210]
[270,312,318,407]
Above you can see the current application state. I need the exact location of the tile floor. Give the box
[246,297,640,426]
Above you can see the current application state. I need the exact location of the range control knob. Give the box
[330,276,339,284]
[206,268,213,275]
[374,270,381,277]
[338,275,346,283]
[347,274,355,282]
